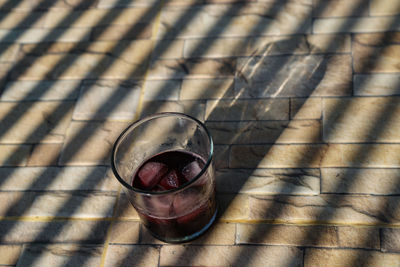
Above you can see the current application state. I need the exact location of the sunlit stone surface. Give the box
[0,0,399,265]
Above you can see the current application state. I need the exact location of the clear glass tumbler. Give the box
[111,112,217,243]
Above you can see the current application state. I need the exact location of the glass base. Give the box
[147,207,218,244]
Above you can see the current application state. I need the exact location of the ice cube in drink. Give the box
[132,150,216,242]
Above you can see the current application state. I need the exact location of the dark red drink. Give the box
[132,150,217,242]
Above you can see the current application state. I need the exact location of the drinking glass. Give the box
[111,112,217,243]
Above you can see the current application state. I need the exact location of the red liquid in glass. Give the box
[132,150,216,242]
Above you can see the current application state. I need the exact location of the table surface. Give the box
[0,0,400,266]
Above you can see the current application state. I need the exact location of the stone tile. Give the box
[0,245,22,265]
[0,0,32,11]
[206,99,289,121]
[0,166,119,191]
[191,222,236,245]
[104,245,159,267]
[217,194,249,220]
[0,220,110,243]
[141,222,236,245]
[237,224,338,247]
[235,55,352,98]
[0,11,46,29]
[216,168,320,195]
[151,40,185,59]
[98,0,159,8]
[158,2,311,39]
[165,0,204,6]
[105,168,122,190]
[237,224,379,249]
[183,36,311,58]
[353,33,400,73]
[208,0,258,2]
[180,78,234,100]
[354,74,400,96]
[304,248,400,267]
[59,121,130,166]
[143,80,180,101]
[109,221,140,244]
[322,144,400,167]
[381,228,400,252]
[44,7,155,28]
[230,144,328,168]
[307,34,351,53]
[370,0,400,16]
[313,17,399,34]
[138,225,170,245]
[0,101,74,144]
[0,28,91,44]
[207,120,321,145]
[91,24,152,41]
[1,80,81,101]
[18,39,151,58]
[31,0,98,10]
[73,80,141,121]
[313,0,368,17]
[148,58,236,79]
[27,143,62,166]
[0,62,12,87]
[338,226,380,249]
[290,97,322,120]
[214,145,229,169]
[0,192,116,218]
[16,245,102,267]
[321,168,400,195]
[140,100,205,121]
[12,40,152,80]
[0,44,19,62]
[160,245,303,266]
[115,193,140,220]
[249,195,400,224]
[323,97,400,143]
[0,145,31,166]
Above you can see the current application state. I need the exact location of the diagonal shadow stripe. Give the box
[0,0,25,11]
[0,0,98,83]
[0,0,167,263]
[298,27,400,267]
[0,0,44,27]
[0,0,156,139]
[149,0,400,266]
[114,0,324,265]
[226,4,400,267]
[0,0,163,190]
[229,2,398,267]
[55,0,316,266]
[146,1,328,266]
[0,0,282,266]
[1,1,396,266]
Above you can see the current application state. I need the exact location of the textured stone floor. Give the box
[0,0,399,266]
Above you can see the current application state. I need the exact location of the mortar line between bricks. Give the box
[100,186,122,267]
[134,0,165,121]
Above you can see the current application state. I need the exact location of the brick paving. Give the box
[0,0,399,266]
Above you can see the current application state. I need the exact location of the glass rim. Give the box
[111,112,214,195]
